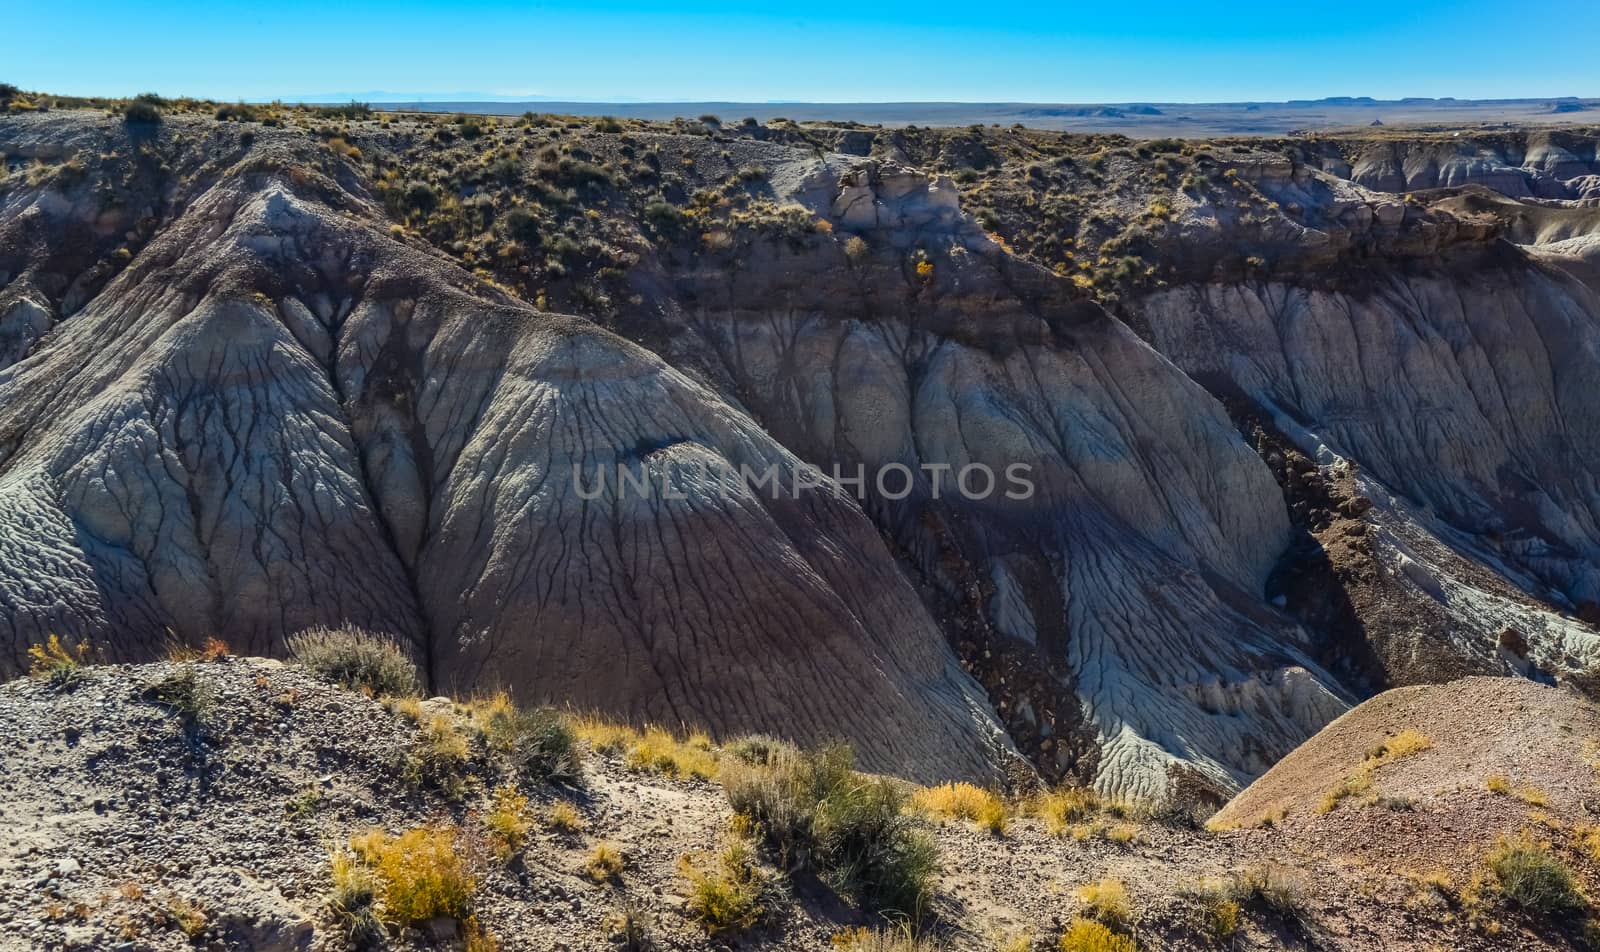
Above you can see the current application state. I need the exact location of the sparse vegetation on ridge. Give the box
[289,625,421,698]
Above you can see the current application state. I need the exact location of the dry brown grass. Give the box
[911,782,1008,835]
[1319,729,1432,814]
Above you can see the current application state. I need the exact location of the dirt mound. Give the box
[1215,677,1600,878]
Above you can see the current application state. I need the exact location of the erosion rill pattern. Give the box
[3,112,1600,799]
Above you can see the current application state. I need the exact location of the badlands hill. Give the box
[2,91,1600,810]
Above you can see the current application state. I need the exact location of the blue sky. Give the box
[12,1,1599,103]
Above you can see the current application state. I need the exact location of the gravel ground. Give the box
[2,660,1595,951]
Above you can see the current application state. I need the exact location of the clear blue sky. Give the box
[11,0,1599,103]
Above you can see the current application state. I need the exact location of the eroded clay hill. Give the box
[3,104,1600,800]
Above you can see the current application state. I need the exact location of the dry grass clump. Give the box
[345,824,479,923]
[1058,918,1136,952]
[1318,729,1432,813]
[1077,878,1132,930]
[569,715,719,779]
[1484,774,1550,806]
[547,801,584,834]
[289,626,421,698]
[679,837,784,934]
[164,896,207,938]
[911,782,1008,835]
[483,785,531,860]
[722,742,938,917]
[328,847,383,946]
[586,842,626,884]
[26,635,90,687]
[829,923,943,950]
[163,636,231,663]
[1029,787,1129,835]
[1207,802,1287,832]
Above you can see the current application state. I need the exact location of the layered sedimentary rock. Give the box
[3,111,1600,798]
[1310,129,1600,199]
[0,132,1011,783]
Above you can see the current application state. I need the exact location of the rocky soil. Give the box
[5,658,1600,952]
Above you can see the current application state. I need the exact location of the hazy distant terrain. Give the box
[369,95,1600,136]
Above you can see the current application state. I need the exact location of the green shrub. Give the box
[723,743,937,917]
[314,101,372,120]
[289,626,421,697]
[146,665,212,725]
[1486,834,1584,914]
[214,102,259,122]
[469,694,579,782]
[725,734,796,766]
[679,837,782,934]
[122,100,161,125]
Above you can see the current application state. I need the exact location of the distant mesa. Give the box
[1550,100,1588,113]
[1020,104,1163,119]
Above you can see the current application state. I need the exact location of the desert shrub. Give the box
[1232,862,1305,923]
[501,207,540,245]
[484,785,531,860]
[1180,878,1240,942]
[315,101,372,120]
[723,743,937,917]
[122,99,161,125]
[26,635,88,687]
[911,782,1007,835]
[469,693,579,782]
[146,666,213,724]
[348,824,476,922]
[643,200,691,238]
[586,842,625,884]
[725,734,797,766]
[403,711,474,798]
[214,102,259,122]
[289,626,420,697]
[594,116,623,133]
[679,837,783,934]
[1485,834,1584,914]
[1077,878,1132,929]
[1058,918,1135,952]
